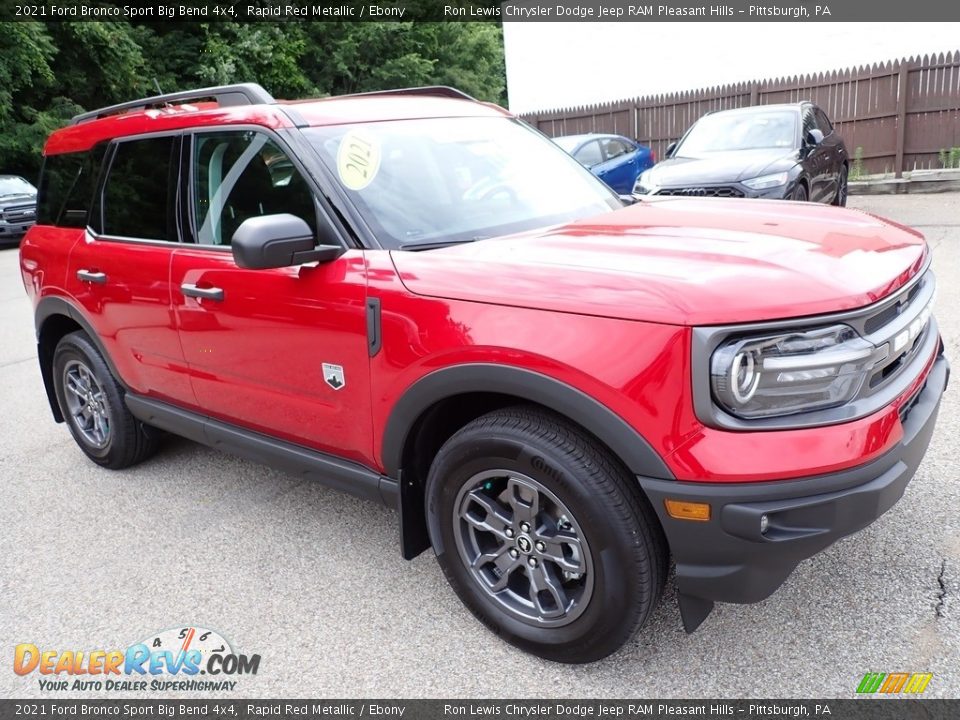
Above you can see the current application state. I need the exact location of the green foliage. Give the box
[0,20,507,180]
[940,147,960,169]
[850,146,865,180]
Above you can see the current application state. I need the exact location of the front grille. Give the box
[857,270,935,399]
[2,205,36,223]
[657,186,745,198]
[863,281,924,335]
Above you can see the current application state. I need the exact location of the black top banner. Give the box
[4,0,960,23]
[0,700,959,720]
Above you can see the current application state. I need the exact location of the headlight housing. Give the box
[633,172,656,194]
[710,324,880,419]
[742,172,789,190]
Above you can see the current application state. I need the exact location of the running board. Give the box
[125,394,398,507]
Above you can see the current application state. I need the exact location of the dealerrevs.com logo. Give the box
[14,626,260,692]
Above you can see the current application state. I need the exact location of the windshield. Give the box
[0,176,36,197]
[676,110,798,155]
[305,117,620,249]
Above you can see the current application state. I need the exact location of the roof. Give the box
[44,84,510,155]
[555,132,626,141]
[707,102,810,117]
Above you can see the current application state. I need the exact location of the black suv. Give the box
[635,102,849,205]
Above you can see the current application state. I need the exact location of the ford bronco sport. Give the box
[20,84,949,663]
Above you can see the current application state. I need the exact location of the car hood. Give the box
[644,149,798,187]
[390,198,928,326]
[0,193,36,207]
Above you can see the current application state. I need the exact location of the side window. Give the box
[101,136,178,241]
[191,131,317,246]
[814,108,834,135]
[573,140,602,168]
[802,110,817,139]
[602,138,632,161]
[37,154,83,226]
[37,145,107,228]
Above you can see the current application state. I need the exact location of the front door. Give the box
[170,128,373,466]
[596,137,638,194]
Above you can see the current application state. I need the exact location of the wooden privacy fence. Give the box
[521,51,960,177]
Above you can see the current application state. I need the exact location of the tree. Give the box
[0,22,57,177]
[0,19,507,178]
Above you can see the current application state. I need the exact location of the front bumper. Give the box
[640,352,949,632]
[0,220,34,240]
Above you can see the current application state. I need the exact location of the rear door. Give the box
[170,128,373,465]
[65,133,194,404]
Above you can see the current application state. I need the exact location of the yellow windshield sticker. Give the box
[337,130,381,191]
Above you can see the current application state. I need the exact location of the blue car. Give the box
[554,134,655,194]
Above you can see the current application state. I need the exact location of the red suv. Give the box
[20,84,949,663]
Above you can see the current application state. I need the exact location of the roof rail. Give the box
[69,83,275,126]
[337,86,477,102]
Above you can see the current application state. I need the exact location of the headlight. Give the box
[710,324,879,419]
[633,172,656,195]
[742,172,789,190]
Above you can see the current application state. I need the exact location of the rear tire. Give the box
[52,331,159,469]
[426,406,667,663]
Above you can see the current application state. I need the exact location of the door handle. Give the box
[76,269,107,284]
[181,284,224,301]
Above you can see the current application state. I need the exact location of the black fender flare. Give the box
[382,363,674,481]
[34,297,127,421]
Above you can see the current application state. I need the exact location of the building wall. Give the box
[503,21,960,113]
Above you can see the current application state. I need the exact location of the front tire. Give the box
[52,331,159,469]
[426,406,667,663]
[791,182,808,202]
[832,166,848,206]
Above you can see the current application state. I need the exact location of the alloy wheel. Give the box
[62,359,111,449]
[453,470,594,627]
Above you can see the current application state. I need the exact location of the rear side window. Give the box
[37,146,106,228]
[101,136,179,241]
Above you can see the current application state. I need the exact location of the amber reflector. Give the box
[664,499,711,521]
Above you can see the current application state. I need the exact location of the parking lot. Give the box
[1,192,958,699]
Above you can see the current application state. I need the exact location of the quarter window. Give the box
[37,145,107,228]
[191,131,317,246]
[101,136,178,241]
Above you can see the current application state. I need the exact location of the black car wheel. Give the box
[426,406,667,663]
[833,166,848,207]
[53,331,159,469]
[791,182,808,202]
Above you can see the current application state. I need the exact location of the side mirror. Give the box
[665,141,678,158]
[805,129,824,147]
[231,214,344,270]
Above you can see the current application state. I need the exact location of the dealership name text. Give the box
[446,4,831,18]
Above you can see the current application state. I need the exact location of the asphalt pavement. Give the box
[1,192,958,699]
